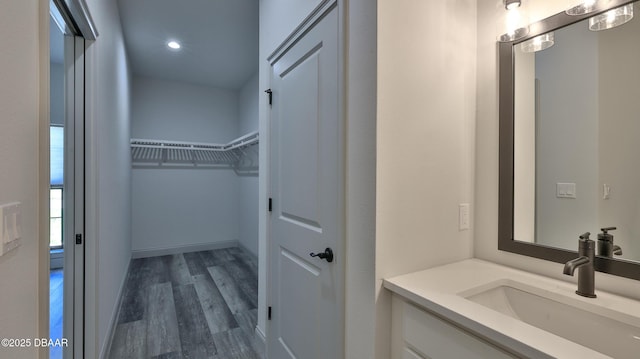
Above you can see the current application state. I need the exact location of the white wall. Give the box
[0,0,47,357]
[376,0,477,357]
[475,0,640,301]
[82,0,132,356]
[239,73,259,135]
[131,77,240,143]
[344,0,377,357]
[131,76,240,254]
[238,73,259,256]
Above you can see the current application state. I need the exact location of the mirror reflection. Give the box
[513,2,640,262]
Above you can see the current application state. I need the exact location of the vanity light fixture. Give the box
[566,0,599,15]
[589,3,634,31]
[497,0,530,42]
[167,40,181,50]
[520,32,555,52]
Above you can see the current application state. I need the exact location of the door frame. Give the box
[62,34,85,359]
[43,1,97,358]
[265,0,346,356]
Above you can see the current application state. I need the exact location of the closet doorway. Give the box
[118,0,260,262]
[110,0,261,357]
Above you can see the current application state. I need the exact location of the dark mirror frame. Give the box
[498,0,640,281]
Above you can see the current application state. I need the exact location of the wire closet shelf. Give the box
[130,131,259,170]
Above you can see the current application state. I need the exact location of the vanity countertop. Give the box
[383,259,640,358]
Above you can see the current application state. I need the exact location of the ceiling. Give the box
[117,0,259,90]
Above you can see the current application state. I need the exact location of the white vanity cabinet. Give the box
[384,259,632,358]
[391,294,517,359]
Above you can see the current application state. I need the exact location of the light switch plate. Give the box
[556,183,577,199]
[603,184,611,200]
[0,202,22,256]
[459,203,470,231]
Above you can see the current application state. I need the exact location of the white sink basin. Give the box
[462,280,640,359]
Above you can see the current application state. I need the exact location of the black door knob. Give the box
[310,248,334,263]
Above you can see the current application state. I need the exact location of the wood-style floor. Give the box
[108,247,262,359]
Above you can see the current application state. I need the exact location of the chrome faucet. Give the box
[563,232,596,298]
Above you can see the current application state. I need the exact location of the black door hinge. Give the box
[268,306,272,320]
[268,198,273,212]
[75,234,83,245]
[265,89,273,106]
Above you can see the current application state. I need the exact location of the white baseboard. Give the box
[131,239,239,259]
[237,241,259,260]
[99,256,131,359]
[255,325,266,358]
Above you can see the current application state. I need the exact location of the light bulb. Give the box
[505,0,522,10]
[520,32,555,53]
[167,41,181,50]
[497,0,530,42]
[567,0,599,15]
[607,10,617,24]
[506,7,522,35]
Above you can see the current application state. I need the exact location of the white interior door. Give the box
[268,6,343,359]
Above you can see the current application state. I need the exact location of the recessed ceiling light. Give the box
[167,41,181,50]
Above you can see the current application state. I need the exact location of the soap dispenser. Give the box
[597,227,622,258]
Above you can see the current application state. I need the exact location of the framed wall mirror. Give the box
[499,0,640,280]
